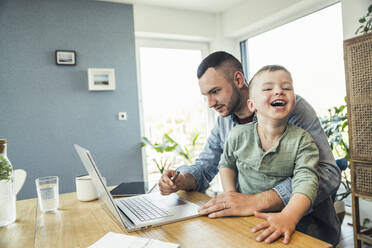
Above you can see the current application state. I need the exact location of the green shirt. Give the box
[219,122,319,205]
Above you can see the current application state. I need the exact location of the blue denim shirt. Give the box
[177,95,341,245]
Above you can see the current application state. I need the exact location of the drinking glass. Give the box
[35,176,59,213]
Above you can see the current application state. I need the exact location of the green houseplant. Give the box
[142,133,199,174]
[320,100,351,201]
[355,4,372,35]
[320,100,351,224]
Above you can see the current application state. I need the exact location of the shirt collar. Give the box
[254,122,290,154]
[231,113,256,124]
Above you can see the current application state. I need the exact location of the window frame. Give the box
[135,38,212,183]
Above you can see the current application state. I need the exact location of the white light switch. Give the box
[118,112,127,120]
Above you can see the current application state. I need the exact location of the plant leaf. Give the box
[192,133,200,146]
[359,17,366,23]
[164,134,177,144]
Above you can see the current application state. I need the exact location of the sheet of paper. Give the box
[89,232,179,248]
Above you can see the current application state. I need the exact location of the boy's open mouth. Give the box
[270,100,287,107]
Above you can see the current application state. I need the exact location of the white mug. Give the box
[75,175,98,201]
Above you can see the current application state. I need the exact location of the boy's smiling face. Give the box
[248,70,295,121]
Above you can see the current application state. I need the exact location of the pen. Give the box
[171,170,180,184]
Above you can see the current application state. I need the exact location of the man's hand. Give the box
[198,190,284,218]
[158,169,183,195]
[198,191,259,217]
[158,170,196,195]
[251,211,296,244]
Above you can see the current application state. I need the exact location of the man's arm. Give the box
[277,95,341,207]
[176,117,228,192]
[159,116,227,194]
[198,189,284,217]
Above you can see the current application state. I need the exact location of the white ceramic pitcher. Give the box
[0,169,27,227]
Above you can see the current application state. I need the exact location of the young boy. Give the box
[219,65,319,244]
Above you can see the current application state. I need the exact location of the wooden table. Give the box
[0,191,332,248]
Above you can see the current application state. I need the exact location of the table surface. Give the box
[0,191,332,248]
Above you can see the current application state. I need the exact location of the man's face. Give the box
[248,70,295,121]
[199,68,241,117]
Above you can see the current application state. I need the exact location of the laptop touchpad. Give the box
[164,197,187,207]
[157,193,187,207]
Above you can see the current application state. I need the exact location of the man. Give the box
[158,51,341,245]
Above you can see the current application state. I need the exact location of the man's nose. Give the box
[208,95,216,108]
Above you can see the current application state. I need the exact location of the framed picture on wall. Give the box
[88,68,116,91]
[55,50,76,65]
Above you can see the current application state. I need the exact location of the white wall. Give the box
[132,0,341,58]
[341,0,371,39]
[132,4,241,56]
[222,0,299,38]
[133,4,215,42]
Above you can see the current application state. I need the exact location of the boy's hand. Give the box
[251,211,296,244]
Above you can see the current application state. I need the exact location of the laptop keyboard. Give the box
[119,196,171,222]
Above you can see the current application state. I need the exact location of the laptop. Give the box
[74,144,200,232]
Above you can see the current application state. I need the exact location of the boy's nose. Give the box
[274,88,284,95]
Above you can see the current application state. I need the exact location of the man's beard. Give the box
[222,85,241,117]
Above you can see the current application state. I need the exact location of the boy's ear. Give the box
[247,99,256,112]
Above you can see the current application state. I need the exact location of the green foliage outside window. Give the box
[142,133,199,174]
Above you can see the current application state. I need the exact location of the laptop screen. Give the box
[74,144,133,229]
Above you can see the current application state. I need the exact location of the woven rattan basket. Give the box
[351,160,372,197]
[344,32,372,161]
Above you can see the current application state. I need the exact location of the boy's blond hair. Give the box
[248,65,292,97]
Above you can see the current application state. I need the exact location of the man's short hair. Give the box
[248,65,292,97]
[197,51,243,80]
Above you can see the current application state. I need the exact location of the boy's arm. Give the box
[219,167,236,192]
[252,193,311,244]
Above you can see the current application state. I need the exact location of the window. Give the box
[241,3,345,117]
[136,39,210,184]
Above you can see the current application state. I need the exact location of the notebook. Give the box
[74,144,200,232]
[110,181,146,197]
